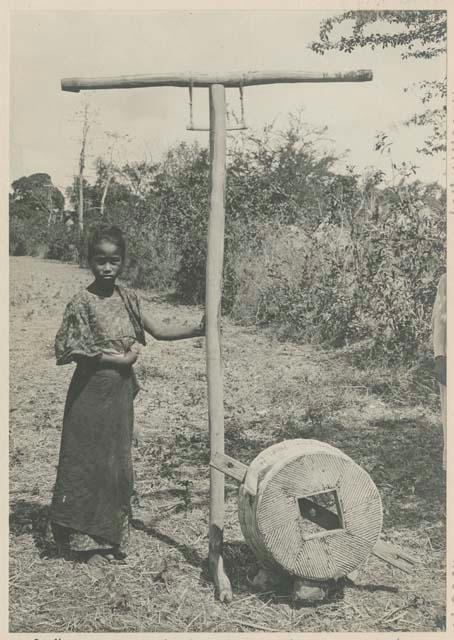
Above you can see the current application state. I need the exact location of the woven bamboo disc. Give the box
[238,439,383,580]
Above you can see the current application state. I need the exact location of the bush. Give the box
[9,216,46,257]
[232,179,445,364]
[45,223,79,262]
[10,218,31,256]
[125,229,180,291]
[357,185,445,363]
[11,120,445,367]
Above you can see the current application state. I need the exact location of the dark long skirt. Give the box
[51,363,138,552]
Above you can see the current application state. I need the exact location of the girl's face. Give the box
[90,240,123,285]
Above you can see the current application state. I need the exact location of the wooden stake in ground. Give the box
[61,68,373,602]
[206,84,231,601]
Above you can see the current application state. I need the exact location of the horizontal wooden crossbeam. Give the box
[61,69,372,92]
[210,452,258,497]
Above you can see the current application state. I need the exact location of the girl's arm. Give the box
[142,311,205,341]
[74,350,138,368]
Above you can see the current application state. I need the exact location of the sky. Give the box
[10,10,447,198]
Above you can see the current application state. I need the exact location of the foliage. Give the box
[227,115,339,228]
[45,222,79,261]
[405,103,446,156]
[10,180,50,256]
[11,173,65,215]
[9,215,44,256]
[310,10,446,59]
[9,173,66,256]
[158,144,210,303]
[232,163,445,364]
[310,10,447,156]
[10,116,446,365]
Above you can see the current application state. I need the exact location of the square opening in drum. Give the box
[298,489,344,540]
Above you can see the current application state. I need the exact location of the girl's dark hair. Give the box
[87,225,126,261]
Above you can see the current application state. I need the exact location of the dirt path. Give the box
[9,257,445,633]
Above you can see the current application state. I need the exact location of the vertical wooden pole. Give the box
[206,84,232,603]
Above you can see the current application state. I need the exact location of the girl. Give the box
[50,225,204,561]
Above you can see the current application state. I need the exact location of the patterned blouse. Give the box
[55,286,146,366]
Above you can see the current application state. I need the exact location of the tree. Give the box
[310,10,447,156]
[227,114,340,229]
[98,131,132,217]
[10,173,64,218]
[75,103,92,231]
[9,173,65,255]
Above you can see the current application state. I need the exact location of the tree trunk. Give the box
[100,173,113,217]
[77,104,90,232]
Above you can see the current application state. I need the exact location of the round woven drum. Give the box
[238,439,383,580]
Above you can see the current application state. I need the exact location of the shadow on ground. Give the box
[9,499,58,558]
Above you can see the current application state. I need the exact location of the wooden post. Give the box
[205,84,232,603]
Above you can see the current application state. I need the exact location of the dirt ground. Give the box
[9,256,446,633]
